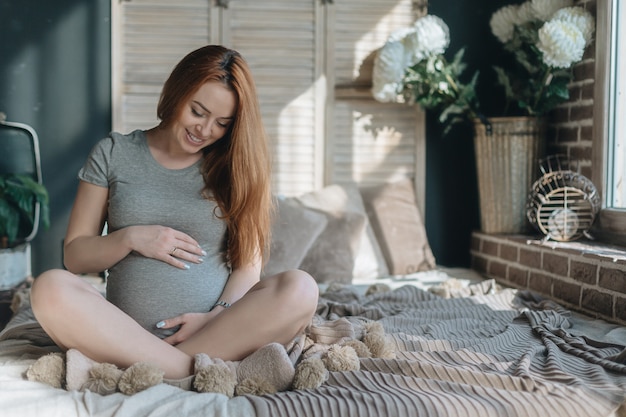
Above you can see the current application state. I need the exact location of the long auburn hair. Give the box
[157,45,272,269]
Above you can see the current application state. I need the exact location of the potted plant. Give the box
[371,2,595,233]
[478,1,594,233]
[0,173,50,289]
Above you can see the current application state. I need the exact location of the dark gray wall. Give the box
[424,1,508,267]
[0,0,111,275]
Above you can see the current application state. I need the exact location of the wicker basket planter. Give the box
[473,116,546,234]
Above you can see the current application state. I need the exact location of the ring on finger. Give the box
[170,246,178,255]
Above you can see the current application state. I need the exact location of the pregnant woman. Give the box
[29,45,319,393]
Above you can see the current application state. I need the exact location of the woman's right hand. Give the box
[127,225,206,269]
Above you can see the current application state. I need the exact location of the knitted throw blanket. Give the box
[248,283,626,417]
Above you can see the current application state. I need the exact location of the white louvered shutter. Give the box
[221,0,324,196]
[112,0,214,134]
[112,0,426,207]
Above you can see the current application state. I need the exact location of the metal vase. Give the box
[473,116,546,234]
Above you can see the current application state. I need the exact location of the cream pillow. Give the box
[360,179,436,275]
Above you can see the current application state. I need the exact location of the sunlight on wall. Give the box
[274,85,317,196]
[350,2,416,79]
[330,0,420,187]
[343,109,414,184]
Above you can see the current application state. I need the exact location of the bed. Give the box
[1,180,625,417]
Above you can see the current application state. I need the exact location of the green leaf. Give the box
[450,48,468,76]
[0,199,20,243]
[493,66,515,101]
[399,47,480,134]
[0,173,50,245]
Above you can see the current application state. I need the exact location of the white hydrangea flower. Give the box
[403,15,450,65]
[387,26,415,43]
[530,0,574,21]
[537,19,585,68]
[490,5,521,43]
[516,2,536,25]
[372,40,407,102]
[551,6,595,45]
[387,26,419,66]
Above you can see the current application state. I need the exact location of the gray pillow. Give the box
[298,210,367,284]
[337,183,390,281]
[294,184,371,284]
[262,197,328,278]
[293,183,389,281]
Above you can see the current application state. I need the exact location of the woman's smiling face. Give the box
[173,81,236,153]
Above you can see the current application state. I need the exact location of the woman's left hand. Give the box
[158,311,217,345]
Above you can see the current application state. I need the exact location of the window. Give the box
[606,0,625,209]
[593,0,626,245]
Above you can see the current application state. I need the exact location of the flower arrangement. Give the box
[371,1,595,131]
[371,15,480,133]
[490,0,595,116]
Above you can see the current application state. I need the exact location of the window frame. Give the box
[591,0,626,246]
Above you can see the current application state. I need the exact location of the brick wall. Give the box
[471,232,626,325]
[547,0,596,178]
[469,0,626,323]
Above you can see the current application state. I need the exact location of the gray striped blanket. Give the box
[249,284,626,417]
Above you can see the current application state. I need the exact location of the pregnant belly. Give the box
[106,253,229,337]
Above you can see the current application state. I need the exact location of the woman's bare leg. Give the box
[177,269,319,360]
[30,269,318,378]
[30,269,194,379]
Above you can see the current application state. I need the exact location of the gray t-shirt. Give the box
[78,130,230,338]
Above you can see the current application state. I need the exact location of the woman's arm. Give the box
[212,256,263,310]
[63,181,126,273]
[64,181,204,274]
